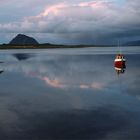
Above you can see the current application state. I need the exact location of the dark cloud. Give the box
[0,0,140,44]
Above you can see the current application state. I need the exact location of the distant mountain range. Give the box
[123,40,140,46]
[9,34,39,45]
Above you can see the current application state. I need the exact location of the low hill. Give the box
[123,40,140,46]
[9,34,39,45]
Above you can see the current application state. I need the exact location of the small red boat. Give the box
[114,54,126,75]
[114,54,126,67]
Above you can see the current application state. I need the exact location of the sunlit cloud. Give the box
[40,3,66,17]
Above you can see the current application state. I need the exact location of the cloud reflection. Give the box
[80,82,105,90]
[42,76,65,88]
[2,54,111,90]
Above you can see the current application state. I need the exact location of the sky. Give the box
[0,0,140,45]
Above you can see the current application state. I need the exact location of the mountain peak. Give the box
[9,34,39,45]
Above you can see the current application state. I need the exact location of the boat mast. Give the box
[118,40,122,54]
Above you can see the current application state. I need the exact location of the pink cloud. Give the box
[78,1,107,8]
[27,1,109,22]
[0,1,124,33]
[40,3,66,17]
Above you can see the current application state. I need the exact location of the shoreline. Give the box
[0,45,138,50]
[0,44,114,49]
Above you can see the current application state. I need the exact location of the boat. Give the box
[114,54,126,75]
[114,54,126,66]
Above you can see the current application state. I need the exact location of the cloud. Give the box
[0,0,140,44]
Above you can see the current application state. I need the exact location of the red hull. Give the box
[114,61,126,68]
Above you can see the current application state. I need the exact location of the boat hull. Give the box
[114,61,126,68]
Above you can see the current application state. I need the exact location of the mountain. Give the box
[123,40,140,46]
[9,34,39,45]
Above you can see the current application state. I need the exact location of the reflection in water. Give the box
[0,61,4,74]
[115,67,125,75]
[13,53,34,61]
[42,76,65,88]
[0,49,140,140]
[0,70,4,74]
[114,63,126,75]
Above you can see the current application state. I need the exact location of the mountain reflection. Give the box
[0,62,4,74]
[0,70,4,74]
[13,53,34,61]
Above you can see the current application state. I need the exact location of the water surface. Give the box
[0,47,140,139]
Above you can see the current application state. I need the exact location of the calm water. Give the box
[0,47,140,140]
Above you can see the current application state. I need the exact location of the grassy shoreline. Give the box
[0,44,113,49]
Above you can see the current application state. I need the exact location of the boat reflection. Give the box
[115,66,125,75]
